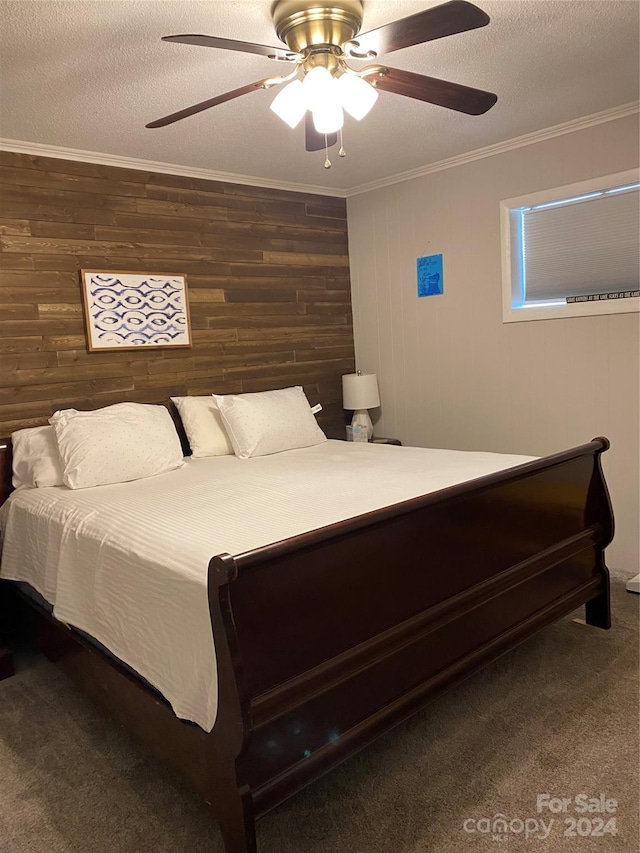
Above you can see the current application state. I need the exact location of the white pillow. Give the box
[214,386,326,459]
[11,425,65,489]
[171,396,233,458]
[49,403,184,490]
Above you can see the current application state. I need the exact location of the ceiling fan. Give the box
[146,0,497,166]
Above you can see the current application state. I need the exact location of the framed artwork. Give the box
[80,270,192,351]
[417,254,444,297]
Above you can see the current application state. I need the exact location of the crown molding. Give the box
[0,138,348,198]
[1,102,637,200]
[345,101,640,197]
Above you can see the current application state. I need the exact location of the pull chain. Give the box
[324,134,331,169]
[339,128,346,158]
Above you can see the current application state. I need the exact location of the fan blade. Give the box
[162,34,298,62]
[146,80,269,128]
[371,66,497,115]
[346,1,489,58]
[305,114,338,152]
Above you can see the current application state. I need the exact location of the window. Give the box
[501,170,639,322]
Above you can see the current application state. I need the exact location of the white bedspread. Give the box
[0,440,534,731]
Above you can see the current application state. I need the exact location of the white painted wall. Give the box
[347,113,639,571]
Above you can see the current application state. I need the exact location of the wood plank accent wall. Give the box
[0,151,354,438]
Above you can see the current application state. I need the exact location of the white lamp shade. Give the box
[312,99,344,134]
[302,66,334,110]
[270,79,306,129]
[342,372,380,410]
[337,73,378,120]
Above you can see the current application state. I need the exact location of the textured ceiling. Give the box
[0,0,638,192]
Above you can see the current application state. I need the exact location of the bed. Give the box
[0,433,613,853]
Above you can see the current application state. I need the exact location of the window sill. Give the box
[503,296,639,323]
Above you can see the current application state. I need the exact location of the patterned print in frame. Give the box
[80,270,192,351]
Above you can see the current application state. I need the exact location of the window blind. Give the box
[521,186,639,302]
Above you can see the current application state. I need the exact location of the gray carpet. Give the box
[1,575,638,853]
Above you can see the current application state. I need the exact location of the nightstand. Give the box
[371,437,402,446]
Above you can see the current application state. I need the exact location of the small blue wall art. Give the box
[417,254,443,297]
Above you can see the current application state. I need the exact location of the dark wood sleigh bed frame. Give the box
[0,435,614,853]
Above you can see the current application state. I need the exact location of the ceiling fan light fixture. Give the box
[151,0,498,164]
[270,79,307,128]
[337,72,378,120]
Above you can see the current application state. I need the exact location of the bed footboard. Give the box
[0,437,613,853]
[206,439,613,851]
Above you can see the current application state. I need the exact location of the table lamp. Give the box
[342,371,380,440]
